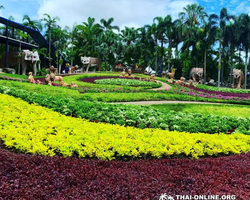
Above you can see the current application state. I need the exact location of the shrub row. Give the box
[1,93,250,160]
[0,85,250,134]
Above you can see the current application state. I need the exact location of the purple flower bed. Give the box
[186,85,250,98]
[0,148,249,199]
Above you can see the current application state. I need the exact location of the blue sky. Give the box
[0,0,250,30]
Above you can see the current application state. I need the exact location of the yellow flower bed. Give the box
[1,94,250,160]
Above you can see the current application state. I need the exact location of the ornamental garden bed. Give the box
[0,149,248,199]
[0,73,250,199]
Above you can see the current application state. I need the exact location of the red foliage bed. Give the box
[0,149,249,199]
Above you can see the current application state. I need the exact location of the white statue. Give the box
[80,56,102,73]
[21,50,40,75]
[0,50,40,75]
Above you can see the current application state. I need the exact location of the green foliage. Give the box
[94,78,161,88]
[1,84,250,134]
[152,103,250,118]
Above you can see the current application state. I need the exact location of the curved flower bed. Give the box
[1,93,250,160]
[0,149,248,199]
[80,76,136,84]
[2,85,250,134]
[94,78,161,88]
[196,84,250,94]
[185,85,250,98]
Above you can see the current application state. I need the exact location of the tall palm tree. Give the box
[216,7,234,87]
[22,15,43,32]
[76,17,102,56]
[65,23,78,65]
[154,15,174,73]
[145,23,159,74]
[120,27,139,65]
[100,17,120,32]
[41,13,60,66]
[224,19,238,87]
[200,14,218,83]
[238,13,250,88]
[96,30,119,70]
[178,3,207,77]
[164,16,175,72]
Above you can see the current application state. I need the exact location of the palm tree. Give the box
[41,13,60,66]
[145,23,159,74]
[75,17,102,57]
[164,16,175,72]
[65,23,78,65]
[238,13,250,88]
[120,27,139,65]
[22,15,43,32]
[154,16,172,73]
[100,17,120,32]
[200,14,218,83]
[178,3,207,77]
[216,7,234,87]
[96,30,119,70]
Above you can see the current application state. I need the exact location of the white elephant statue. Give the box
[80,56,102,73]
[21,50,40,75]
[0,50,40,75]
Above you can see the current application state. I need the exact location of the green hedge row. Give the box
[0,85,250,134]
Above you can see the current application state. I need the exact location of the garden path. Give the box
[149,80,172,91]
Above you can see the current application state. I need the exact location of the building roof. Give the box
[0,16,67,64]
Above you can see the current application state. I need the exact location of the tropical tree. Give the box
[75,17,102,57]
[41,13,60,66]
[153,16,172,73]
[64,23,78,65]
[96,30,120,70]
[216,7,234,86]
[178,3,207,77]
[238,13,250,88]
[145,23,159,74]
[120,26,139,65]
[100,17,120,32]
[22,15,43,32]
[199,14,218,83]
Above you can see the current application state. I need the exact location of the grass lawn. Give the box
[151,103,250,118]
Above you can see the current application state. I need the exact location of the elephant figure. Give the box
[232,69,244,88]
[21,50,40,75]
[190,67,203,83]
[0,50,40,75]
[80,56,102,73]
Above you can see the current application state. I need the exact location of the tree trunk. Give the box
[230,50,233,88]
[168,41,172,73]
[159,40,163,74]
[245,50,248,89]
[155,39,158,75]
[33,62,37,76]
[204,49,206,84]
[59,64,61,75]
[49,29,51,67]
[221,47,224,85]
[218,43,222,87]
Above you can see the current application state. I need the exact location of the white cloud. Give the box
[37,0,196,30]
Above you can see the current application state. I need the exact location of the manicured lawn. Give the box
[151,103,250,118]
